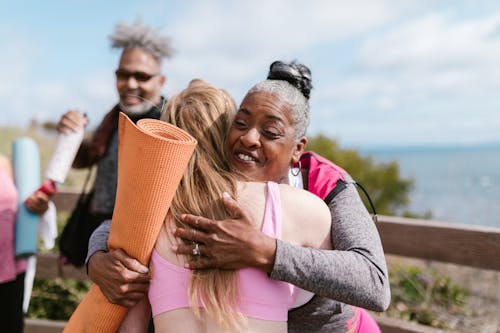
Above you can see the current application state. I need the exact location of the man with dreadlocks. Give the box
[56,20,172,300]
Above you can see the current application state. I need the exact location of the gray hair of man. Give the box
[108,20,174,63]
[246,80,310,140]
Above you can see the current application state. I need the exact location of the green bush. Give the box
[307,135,413,215]
[388,265,468,328]
[27,278,91,320]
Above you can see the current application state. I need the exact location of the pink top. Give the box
[0,169,27,283]
[148,182,297,321]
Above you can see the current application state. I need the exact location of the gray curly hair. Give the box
[108,20,174,62]
[247,80,310,140]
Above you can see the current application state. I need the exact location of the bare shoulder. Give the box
[236,181,267,204]
[236,181,267,228]
[278,183,332,249]
[278,183,328,210]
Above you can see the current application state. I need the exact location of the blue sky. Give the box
[1,0,500,148]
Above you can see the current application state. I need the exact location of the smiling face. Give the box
[226,91,307,183]
[116,48,166,115]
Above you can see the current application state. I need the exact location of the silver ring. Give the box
[192,243,200,256]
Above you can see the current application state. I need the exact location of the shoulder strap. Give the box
[353,182,378,223]
[324,179,347,204]
[79,167,95,195]
[302,151,378,222]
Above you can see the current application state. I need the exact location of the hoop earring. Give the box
[291,160,301,177]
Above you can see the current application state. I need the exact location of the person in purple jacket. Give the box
[87,61,390,333]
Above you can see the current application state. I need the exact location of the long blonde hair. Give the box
[161,79,244,329]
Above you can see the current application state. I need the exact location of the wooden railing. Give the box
[26,192,500,333]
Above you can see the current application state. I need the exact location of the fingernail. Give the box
[139,266,149,274]
[223,192,231,198]
[171,245,178,252]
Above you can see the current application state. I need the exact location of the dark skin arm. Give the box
[24,191,49,214]
[87,249,151,307]
[173,193,277,272]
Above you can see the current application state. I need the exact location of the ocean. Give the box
[365,146,500,228]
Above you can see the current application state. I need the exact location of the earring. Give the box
[291,160,302,176]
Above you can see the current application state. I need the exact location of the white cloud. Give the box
[161,0,425,98]
[309,10,500,146]
[2,1,499,147]
[359,12,500,70]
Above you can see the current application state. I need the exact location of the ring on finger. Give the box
[192,243,200,256]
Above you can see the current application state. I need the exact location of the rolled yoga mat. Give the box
[63,112,197,333]
[12,137,41,257]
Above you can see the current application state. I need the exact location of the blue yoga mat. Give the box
[12,137,41,257]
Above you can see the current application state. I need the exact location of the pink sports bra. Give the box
[148,182,297,321]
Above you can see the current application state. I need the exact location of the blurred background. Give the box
[1,2,499,330]
[2,0,499,227]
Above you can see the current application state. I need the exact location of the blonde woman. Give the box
[119,79,332,333]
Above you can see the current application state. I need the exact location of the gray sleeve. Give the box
[85,219,111,265]
[269,183,391,311]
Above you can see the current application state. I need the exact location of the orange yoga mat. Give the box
[64,113,197,333]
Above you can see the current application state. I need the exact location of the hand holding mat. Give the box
[64,113,196,333]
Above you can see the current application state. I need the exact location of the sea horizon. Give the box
[363,144,500,228]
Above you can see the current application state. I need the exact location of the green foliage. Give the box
[27,278,91,320]
[402,210,433,219]
[388,265,468,328]
[306,135,414,215]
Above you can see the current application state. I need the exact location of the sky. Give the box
[1,0,500,149]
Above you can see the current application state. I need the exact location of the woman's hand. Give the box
[173,193,277,272]
[87,249,151,307]
[25,191,49,214]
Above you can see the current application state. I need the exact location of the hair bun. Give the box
[267,61,312,99]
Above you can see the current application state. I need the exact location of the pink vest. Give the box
[300,151,348,202]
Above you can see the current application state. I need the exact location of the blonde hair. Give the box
[161,79,244,329]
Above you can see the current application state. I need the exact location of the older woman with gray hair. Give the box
[87,61,390,333]
[174,61,390,332]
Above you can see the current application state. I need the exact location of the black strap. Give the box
[354,182,378,223]
[79,167,94,196]
[324,179,348,204]
[324,179,378,223]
